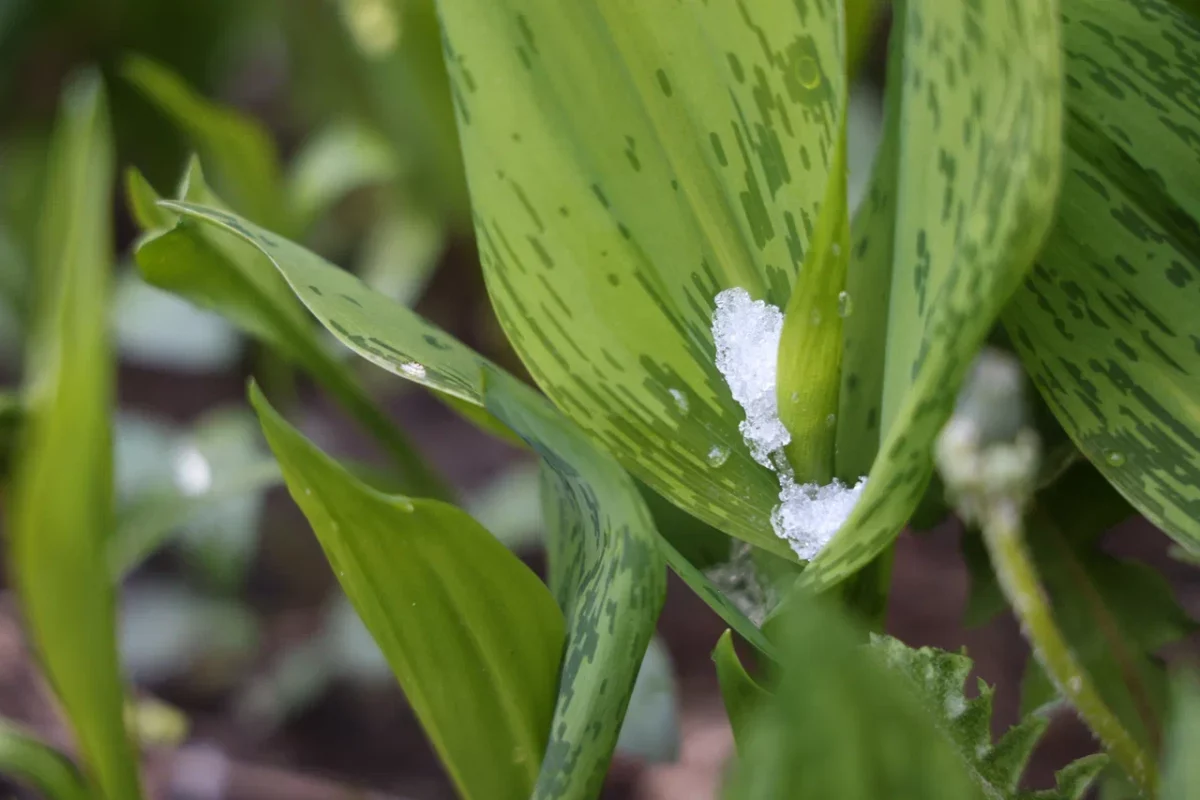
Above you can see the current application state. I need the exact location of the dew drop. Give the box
[790,391,800,403]
[837,291,854,318]
[668,388,689,413]
[1105,450,1126,467]
[810,309,822,326]
[1067,675,1082,694]
[825,413,836,429]
[707,446,729,467]
[400,361,427,378]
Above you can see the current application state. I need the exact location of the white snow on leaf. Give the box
[711,287,866,562]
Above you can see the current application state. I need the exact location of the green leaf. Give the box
[130,165,448,501]
[0,719,89,800]
[726,598,984,800]
[777,112,849,483]
[7,72,142,800]
[877,635,1110,800]
[1002,0,1200,554]
[713,629,770,754]
[802,0,1065,590]
[1162,674,1200,800]
[124,168,175,232]
[251,383,564,800]
[120,54,288,233]
[1016,467,1194,756]
[155,202,668,799]
[286,120,399,230]
[435,0,846,556]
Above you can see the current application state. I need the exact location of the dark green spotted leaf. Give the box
[726,598,984,800]
[121,54,289,233]
[434,0,846,556]
[802,0,1064,590]
[8,72,143,800]
[153,202,667,800]
[713,629,770,754]
[251,385,564,800]
[0,720,88,800]
[1003,0,1200,553]
[129,167,447,501]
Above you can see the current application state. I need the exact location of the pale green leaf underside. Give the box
[1004,0,1200,551]
[252,386,564,800]
[437,0,844,555]
[803,0,1064,590]
[159,202,667,800]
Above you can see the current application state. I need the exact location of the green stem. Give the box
[981,497,1156,797]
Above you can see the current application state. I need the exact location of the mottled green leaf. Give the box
[130,167,447,500]
[155,202,667,800]
[121,54,288,232]
[713,629,770,754]
[727,598,984,800]
[803,0,1064,589]
[7,72,142,800]
[435,0,845,556]
[0,719,88,800]
[1003,0,1200,553]
[251,384,564,800]
[1162,674,1200,800]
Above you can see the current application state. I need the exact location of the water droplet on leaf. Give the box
[1105,450,1126,467]
[837,291,853,318]
[706,446,729,467]
[668,388,689,413]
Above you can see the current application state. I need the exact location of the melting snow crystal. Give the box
[711,287,867,562]
[711,288,791,467]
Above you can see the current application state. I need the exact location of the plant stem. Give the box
[980,497,1156,797]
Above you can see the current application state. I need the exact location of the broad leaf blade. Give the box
[8,72,142,800]
[727,599,984,800]
[1003,0,1200,553]
[156,203,668,799]
[803,0,1064,589]
[121,54,288,232]
[435,0,846,554]
[251,385,564,800]
[1162,675,1200,800]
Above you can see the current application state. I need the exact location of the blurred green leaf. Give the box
[129,164,448,500]
[803,0,1064,590]
[287,119,399,230]
[112,270,242,373]
[7,72,142,800]
[436,0,846,557]
[355,203,446,306]
[120,54,288,232]
[726,598,984,800]
[252,383,565,800]
[713,629,770,754]
[1162,674,1200,800]
[0,719,88,800]
[615,636,679,765]
[161,202,668,799]
[1002,0,1200,555]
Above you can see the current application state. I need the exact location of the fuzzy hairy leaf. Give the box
[8,73,142,800]
[801,0,1064,590]
[251,385,564,800]
[872,636,1108,800]
[1003,0,1200,554]
[154,202,667,800]
[435,0,847,558]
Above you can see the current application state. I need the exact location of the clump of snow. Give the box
[771,475,867,561]
[711,288,791,467]
[711,287,866,562]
